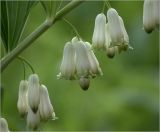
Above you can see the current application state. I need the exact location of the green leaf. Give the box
[40,0,62,19]
[0,1,38,52]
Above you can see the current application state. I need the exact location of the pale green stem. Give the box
[0,0,84,72]
[17,56,35,74]
[63,18,81,39]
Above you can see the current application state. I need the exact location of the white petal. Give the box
[28,74,40,113]
[27,108,40,130]
[0,118,9,132]
[73,41,91,77]
[39,85,55,120]
[107,8,124,46]
[92,13,106,49]
[143,0,156,33]
[17,80,28,117]
[59,42,76,80]
[84,42,102,76]
[105,23,111,48]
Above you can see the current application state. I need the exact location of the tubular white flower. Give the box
[28,74,40,113]
[17,80,28,117]
[27,108,40,130]
[143,0,156,33]
[73,41,91,78]
[84,42,102,76]
[0,118,9,132]
[107,8,124,46]
[57,41,76,80]
[92,13,106,50]
[39,85,56,121]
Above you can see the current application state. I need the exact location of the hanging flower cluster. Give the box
[17,74,56,130]
[57,37,102,90]
[0,118,10,132]
[92,8,132,58]
[143,0,159,33]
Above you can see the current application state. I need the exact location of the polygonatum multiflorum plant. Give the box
[0,0,159,131]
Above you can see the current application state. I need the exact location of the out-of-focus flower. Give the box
[0,118,10,132]
[92,13,106,50]
[17,80,28,117]
[27,108,40,130]
[28,74,40,113]
[39,85,56,121]
[57,41,76,80]
[143,0,159,33]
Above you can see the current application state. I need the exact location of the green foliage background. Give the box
[1,1,159,131]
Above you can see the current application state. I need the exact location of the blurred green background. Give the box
[1,1,159,131]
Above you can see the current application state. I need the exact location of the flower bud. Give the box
[92,13,106,50]
[107,8,124,46]
[0,118,9,132]
[28,74,40,113]
[84,42,102,76]
[143,0,156,33]
[39,85,56,121]
[17,80,28,117]
[73,41,91,78]
[27,108,40,130]
[106,47,115,58]
[57,42,76,80]
[79,77,90,91]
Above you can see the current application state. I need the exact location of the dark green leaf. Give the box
[0,1,38,52]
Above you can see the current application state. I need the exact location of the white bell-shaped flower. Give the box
[84,42,102,76]
[28,74,40,113]
[73,41,91,78]
[57,41,76,80]
[107,8,124,46]
[39,85,56,121]
[0,118,10,132]
[143,0,156,33]
[27,108,40,130]
[92,13,106,50]
[17,80,28,117]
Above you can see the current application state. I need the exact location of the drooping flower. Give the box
[57,41,76,80]
[27,108,40,130]
[84,42,102,76]
[143,0,159,33]
[92,13,106,50]
[17,80,28,117]
[0,118,10,132]
[107,8,124,47]
[73,40,91,78]
[39,84,56,121]
[28,74,40,113]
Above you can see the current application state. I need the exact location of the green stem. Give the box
[63,18,81,39]
[0,0,84,72]
[18,56,35,74]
